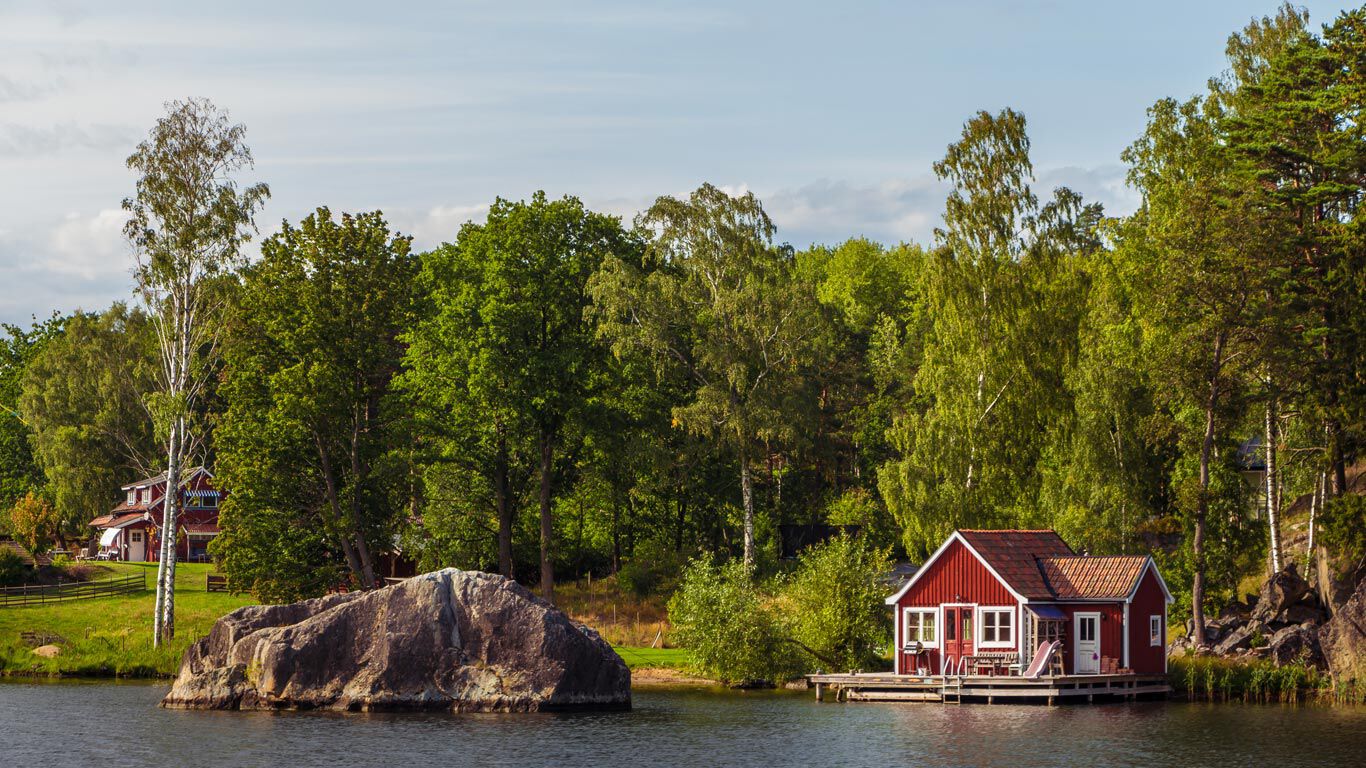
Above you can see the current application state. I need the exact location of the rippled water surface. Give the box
[3,682,1365,767]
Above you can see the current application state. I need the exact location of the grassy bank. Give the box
[1168,655,1364,705]
[0,562,254,678]
[557,576,671,647]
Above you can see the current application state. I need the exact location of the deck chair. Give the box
[1022,640,1061,679]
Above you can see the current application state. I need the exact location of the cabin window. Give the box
[903,608,938,648]
[1150,615,1162,646]
[978,607,1014,647]
[127,489,136,505]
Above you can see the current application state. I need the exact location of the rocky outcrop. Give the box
[162,569,630,712]
[1173,563,1330,668]
[1319,576,1366,686]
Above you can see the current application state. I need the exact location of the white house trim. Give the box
[1122,602,1130,669]
[1124,557,1175,604]
[975,605,1016,649]
[884,531,1031,606]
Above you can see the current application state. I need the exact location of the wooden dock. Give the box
[806,672,1170,705]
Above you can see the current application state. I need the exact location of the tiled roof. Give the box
[120,465,211,490]
[1038,555,1149,599]
[958,529,1074,600]
[89,512,145,530]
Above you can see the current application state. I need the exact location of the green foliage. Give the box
[0,548,30,587]
[667,558,793,685]
[1320,495,1366,564]
[19,305,158,537]
[214,208,415,598]
[781,533,892,672]
[0,314,66,509]
[1169,655,1329,703]
[617,539,689,598]
[5,492,60,557]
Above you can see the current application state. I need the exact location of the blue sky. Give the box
[0,0,1355,325]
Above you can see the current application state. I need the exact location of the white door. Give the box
[128,530,145,561]
[1074,612,1100,674]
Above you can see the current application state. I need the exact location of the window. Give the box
[979,608,1014,647]
[1150,615,1162,646]
[903,608,938,648]
[1079,615,1097,642]
[130,531,142,543]
[127,489,136,505]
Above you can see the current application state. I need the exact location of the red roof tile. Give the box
[957,530,1075,600]
[1038,555,1149,599]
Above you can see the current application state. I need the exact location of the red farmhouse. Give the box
[886,530,1172,677]
[87,466,222,562]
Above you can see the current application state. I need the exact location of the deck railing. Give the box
[0,572,146,608]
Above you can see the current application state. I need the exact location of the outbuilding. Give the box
[885,529,1172,677]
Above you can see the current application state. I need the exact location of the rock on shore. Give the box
[162,569,630,712]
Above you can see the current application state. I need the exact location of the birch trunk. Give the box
[1264,395,1281,574]
[740,446,755,567]
[1306,472,1322,571]
[153,415,183,646]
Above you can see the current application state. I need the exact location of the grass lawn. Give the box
[0,561,255,678]
[613,645,691,671]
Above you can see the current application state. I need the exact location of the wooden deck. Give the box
[805,671,1170,705]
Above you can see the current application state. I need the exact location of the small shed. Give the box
[885,529,1172,676]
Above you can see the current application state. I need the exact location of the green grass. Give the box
[613,645,692,671]
[0,561,255,678]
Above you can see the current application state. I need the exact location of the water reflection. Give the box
[1,682,1363,768]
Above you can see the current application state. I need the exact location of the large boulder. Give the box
[1320,576,1366,687]
[1252,564,1312,623]
[1267,623,1323,667]
[162,569,631,712]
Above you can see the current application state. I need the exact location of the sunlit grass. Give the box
[0,561,254,678]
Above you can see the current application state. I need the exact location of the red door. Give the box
[942,606,974,674]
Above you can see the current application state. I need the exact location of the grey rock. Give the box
[1253,564,1312,622]
[162,569,630,712]
[1320,575,1366,686]
[1213,624,1256,656]
[1268,623,1323,668]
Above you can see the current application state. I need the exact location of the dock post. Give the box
[815,683,824,702]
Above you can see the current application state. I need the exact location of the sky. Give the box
[0,0,1356,325]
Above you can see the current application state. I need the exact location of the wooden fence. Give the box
[0,572,145,608]
[206,574,228,593]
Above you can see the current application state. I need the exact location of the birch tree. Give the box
[123,99,267,644]
[591,184,824,567]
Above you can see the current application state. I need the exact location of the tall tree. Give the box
[0,314,66,507]
[216,208,414,597]
[592,183,824,566]
[407,193,632,602]
[123,98,268,644]
[20,305,159,540]
[879,110,1093,557]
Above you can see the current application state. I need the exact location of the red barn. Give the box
[886,530,1172,677]
[87,466,222,562]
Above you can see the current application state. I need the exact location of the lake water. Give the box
[2,682,1364,767]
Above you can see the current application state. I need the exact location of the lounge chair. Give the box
[1022,640,1061,679]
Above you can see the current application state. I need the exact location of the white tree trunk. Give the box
[1306,472,1323,572]
[152,415,181,647]
[1264,398,1281,574]
[740,448,754,567]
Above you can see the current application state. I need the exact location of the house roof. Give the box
[90,512,146,530]
[120,465,212,491]
[957,529,1074,600]
[887,529,1173,605]
[1038,555,1151,599]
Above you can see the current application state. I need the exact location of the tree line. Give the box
[0,4,1362,643]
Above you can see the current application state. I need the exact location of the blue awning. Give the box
[1029,605,1067,620]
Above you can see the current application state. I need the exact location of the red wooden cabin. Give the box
[886,530,1172,676]
[87,466,222,562]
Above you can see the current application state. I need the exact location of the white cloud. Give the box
[386,204,490,251]
[760,176,949,248]
[45,208,133,280]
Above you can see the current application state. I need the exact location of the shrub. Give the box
[782,533,892,672]
[618,540,690,598]
[667,558,794,685]
[0,548,30,587]
[1321,494,1366,564]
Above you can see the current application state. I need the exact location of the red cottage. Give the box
[886,530,1172,677]
[87,466,222,562]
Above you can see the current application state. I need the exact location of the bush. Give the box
[667,558,794,685]
[1321,494,1366,564]
[0,548,30,587]
[782,533,892,672]
[618,540,690,598]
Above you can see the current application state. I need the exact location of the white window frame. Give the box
[903,607,939,649]
[976,606,1015,649]
[127,489,136,505]
[1149,615,1162,647]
